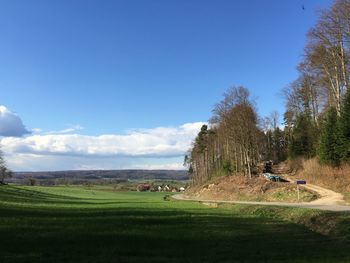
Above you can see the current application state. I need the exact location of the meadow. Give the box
[0,185,349,262]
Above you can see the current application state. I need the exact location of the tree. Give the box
[28,177,36,186]
[303,0,350,115]
[339,87,350,160]
[283,0,350,163]
[262,112,288,163]
[188,86,262,184]
[272,127,288,163]
[319,107,341,166]
[0,149,12,185]
[288,112,318,159]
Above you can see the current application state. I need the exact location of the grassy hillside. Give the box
[0,185,349,262]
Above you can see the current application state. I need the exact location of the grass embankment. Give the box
[221,204,350,238]
[0,185,349,263]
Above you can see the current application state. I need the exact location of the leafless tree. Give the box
[0,149,12,185]
[188,86,262,184]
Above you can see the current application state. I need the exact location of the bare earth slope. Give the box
[284,175,346,207]
[175,174,350,212]
[184,176,318,203]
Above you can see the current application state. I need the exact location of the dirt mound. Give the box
[186,176,318,203]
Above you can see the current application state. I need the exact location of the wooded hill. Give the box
[9,170,188,185]
[186,0,350,185]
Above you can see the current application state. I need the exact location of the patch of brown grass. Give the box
[293,158,350,195]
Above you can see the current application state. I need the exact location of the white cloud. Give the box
[31,128,43,133]
[0,105,30,137]
[0,122,206,171]
[47,124,84,134]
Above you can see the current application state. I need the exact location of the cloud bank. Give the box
[0,106,30,137]
[1,122,205,171]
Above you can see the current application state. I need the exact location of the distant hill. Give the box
[10,170,189,185]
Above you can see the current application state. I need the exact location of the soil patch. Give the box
[186,176,318,203]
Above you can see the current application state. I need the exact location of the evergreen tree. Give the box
[319,107,341,166]
[338,88,350,161]
[288,112,318,158]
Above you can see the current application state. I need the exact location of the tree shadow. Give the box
[1,204,350,263]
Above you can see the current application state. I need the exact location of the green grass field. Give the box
[0,185,349,262]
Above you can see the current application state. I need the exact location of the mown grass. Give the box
[0,185,350,262]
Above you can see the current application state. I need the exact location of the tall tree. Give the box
[283,0,350,162]
[319,107,341,166]
[339,87,350,160]
[188,86,262,184]
[288,112,318,159]
[262,112,288,163]
[304,0,350,115]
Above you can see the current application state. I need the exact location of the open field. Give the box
[0,185,350,262]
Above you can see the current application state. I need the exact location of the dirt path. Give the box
[284,175,345,206]
[173,178,350,212]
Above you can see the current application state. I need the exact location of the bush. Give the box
[223,160,233,175]
[28,177,36,186]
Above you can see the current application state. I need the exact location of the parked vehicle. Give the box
[262,173,281,182]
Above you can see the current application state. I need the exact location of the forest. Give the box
[186,0,350,185]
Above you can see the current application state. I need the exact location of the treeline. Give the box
[11,170,188,184]
[185,87,288,184]
[187,0,350,185]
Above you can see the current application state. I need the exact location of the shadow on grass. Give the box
[1,204,350,263]
[1,186,349,262]
[0,186,86,203]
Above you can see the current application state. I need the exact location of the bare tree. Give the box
[303,0,350,115]
[0,149,12,185]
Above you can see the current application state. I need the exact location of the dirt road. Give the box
[173,178,350,212]
[284,175,345,206]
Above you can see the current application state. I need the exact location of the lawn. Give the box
[0,185,349,262]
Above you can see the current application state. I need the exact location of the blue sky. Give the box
[0,0,332,171]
